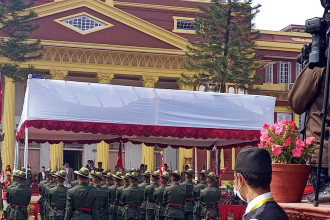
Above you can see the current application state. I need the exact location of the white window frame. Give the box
[265,65,273,83]
[277,113,292,122]
[238,88,245,94]
[278,62,291,84]
[296,62,302,78]
[228,87,235,94]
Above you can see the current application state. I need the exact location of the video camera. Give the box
[297,0,330,68]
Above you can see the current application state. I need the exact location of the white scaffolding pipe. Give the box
[194,147,198,182]
[13,141,19,172]
[24,127,28,177]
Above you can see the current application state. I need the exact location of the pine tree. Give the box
[181,0,261,93]
[0,0,42,81]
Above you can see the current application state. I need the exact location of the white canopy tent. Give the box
[15,76,276,170]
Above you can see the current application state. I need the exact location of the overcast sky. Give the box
[253,0,324,31]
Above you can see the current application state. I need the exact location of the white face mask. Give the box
[233,174,246,203]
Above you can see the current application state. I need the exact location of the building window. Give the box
[228,87,235,94]
[277,113,292,122]
[238,88,245,94]
[62,15,106,32]
[173,16,195,34]
[265,65,273,83]
[296,62,302,78]
[278,62,291,84]
[177,20,195,31]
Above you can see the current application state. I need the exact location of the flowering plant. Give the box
[258,120,316,164]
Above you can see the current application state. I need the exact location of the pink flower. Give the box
[258,143,265,148]
[263,124,270,129]
[292,147,303,157]
[283,137,292,147]
[271,144,283,155]
[275,124,284,135]
[305,137,316,145]
[295,138,306,149]
[290,122,296,132]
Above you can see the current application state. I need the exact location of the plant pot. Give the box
[271,163,312,203]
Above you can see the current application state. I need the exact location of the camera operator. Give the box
[288,65,330,203]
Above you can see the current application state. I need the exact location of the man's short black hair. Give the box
[240,172,272,189]
[172,175,180,182]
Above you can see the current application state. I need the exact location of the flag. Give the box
[116,142,123,170]
[0,74,3,123]
[159,151,165,184]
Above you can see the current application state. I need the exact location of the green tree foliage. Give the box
[0,0,42,81]
[181,0,261,93]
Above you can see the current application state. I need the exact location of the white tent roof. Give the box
[16,77,276,149]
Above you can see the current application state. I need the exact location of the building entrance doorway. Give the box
[63,150,82,171]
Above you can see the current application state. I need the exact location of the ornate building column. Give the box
[96,72,114,170]
[177,81,194,172]
[141,75,159,171]
[2,76,16,171]
[49,70,68,170]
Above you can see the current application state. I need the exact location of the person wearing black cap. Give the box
[234,146,288,220]
[180,168,194,220]
[193,170,208,220]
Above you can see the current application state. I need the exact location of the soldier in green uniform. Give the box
[121,172,144,220]
[101,170,109,187]
[39,168,52,220]
[5,170,19,220]
[102,172,114,190]
[47,170,68,220]
[163,170,186,220]
[193,170,208,220]
[45,170,58,220]
[180,168,194,220]
[116,173,130,220]
[108,172,123,220]
[64,167,98,220]
[90,170,108,220]
[145,171,159,220]
[154,172,169,220]
[138,171,150,220]
[200,172,221,220]
[7,170,32,220]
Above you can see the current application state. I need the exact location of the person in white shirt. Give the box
[233,146,288,220]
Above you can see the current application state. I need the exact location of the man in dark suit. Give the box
[38,166,46,183]
[234,146,288,220]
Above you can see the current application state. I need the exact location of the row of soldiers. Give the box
[9,167,221,220]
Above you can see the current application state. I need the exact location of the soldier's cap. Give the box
[102,170,109,176]
[199,170,208,175]
[55,170,67,179]
[130,168,137,173]
[161,172,170,180]
[74,167,90,178]
[14,170,27,179]
[113,171,123,180]
[142,170,151,176]
[185,168,194,176]
[46,168,52,174]
[235,146,272,174]
[6,171,12,176]
[90,170,104,180]
[129,172,139,179]
[207,172,217,181]
[104,172,114,179]
[12,170,20,177]
[50,170,57,177]
[152,170,160,178]
[123,172,131,180]
[170,170,181,178]
[20,167,26,172]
